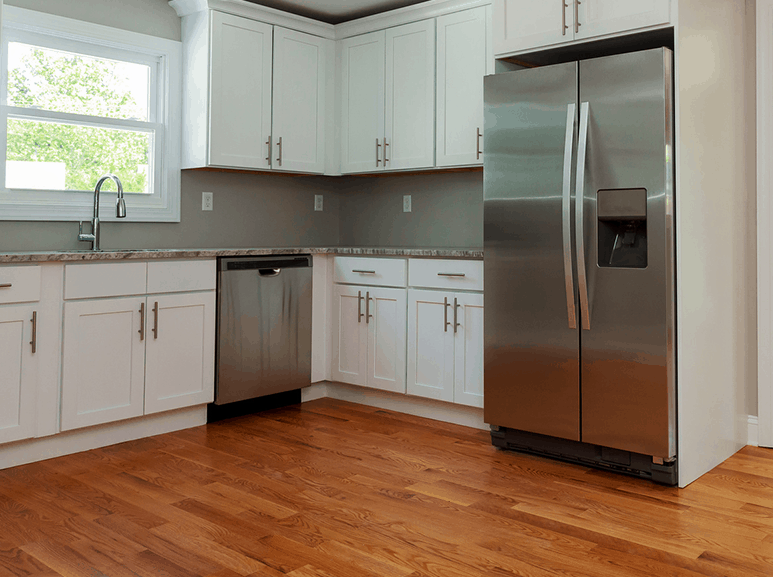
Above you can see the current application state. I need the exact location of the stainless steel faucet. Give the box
[78,174,127,251]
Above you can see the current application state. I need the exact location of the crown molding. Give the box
[169,0,490,40]
[169,0,336,39]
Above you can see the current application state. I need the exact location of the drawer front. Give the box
[408,259,483,291]
[147,259,216,294]
[333,257,407,288]
[65,262,147,299]
[0,265,41,304]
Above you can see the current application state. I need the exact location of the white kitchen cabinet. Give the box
[331,282,407,393]
[340,20,435,173]
[0,304,39,444]
[61,297,146,431]
[407,290,484,407]
[494,0,670,56]
[436,7,489,168]
[209,11,273,170]
[272,27,329,173]
[144,292,215,415]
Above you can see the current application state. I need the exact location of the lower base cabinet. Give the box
[407,289,484,408]
[0,304,39,444]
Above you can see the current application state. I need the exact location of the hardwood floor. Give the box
[1,398,772,576]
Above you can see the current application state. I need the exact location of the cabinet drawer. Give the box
[409,259,483,291]
[0,265,41,304]
[65,262,147,299]
[147,260,216,294]
[333,257,407,288]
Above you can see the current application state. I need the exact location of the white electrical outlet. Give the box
[314,194,323,211]
[202,192,214,211]
[403,195,412,213]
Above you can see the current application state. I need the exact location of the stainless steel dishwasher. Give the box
[215,255,312,405]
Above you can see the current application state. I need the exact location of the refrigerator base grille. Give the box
[491,427,677,486]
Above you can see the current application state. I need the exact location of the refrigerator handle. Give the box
[575,101,591,331]
[562,103,577,330]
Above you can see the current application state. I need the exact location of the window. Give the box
[0,7,181,221]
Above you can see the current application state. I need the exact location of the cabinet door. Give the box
[340,31,385,174]
[331,285,368,386]
[144,292,215,415]
[272,27,329,174]
[406,289,454,403]
[576,0,670,40]
[209,12,273,170]
[453,293,484,408]
[61,298,145,431]
[385,19,435,170]
[436,8,487,167]
[0,305,37,444]
[493,0,574,56]
[366,287,407,393]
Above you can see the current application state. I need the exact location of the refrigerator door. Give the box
[483,63,581,441]
[577,48,675,458]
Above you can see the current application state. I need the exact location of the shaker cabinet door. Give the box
[366,287,407,393]
[407,289,455,403]
[340,31,386,174]
[453,292,484,408]
[272,27,329,174]
[209,12,273,170]
[436,8,488,167]
[331,285,369,386]
[144,292,215,415]
[0,305,38,444]
[494,0,574,56]
[385,19,435,170]
[61,298,146,431]
[575,0,670,40]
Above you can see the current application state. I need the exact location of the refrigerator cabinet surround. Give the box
[483,48,676,483]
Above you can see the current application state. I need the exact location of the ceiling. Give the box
[243,0,431,24]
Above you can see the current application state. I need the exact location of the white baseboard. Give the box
[303,381,487,431]
[748,414,759,447]
[0,405,207,471]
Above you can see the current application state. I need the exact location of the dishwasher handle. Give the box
[258,268,281,277]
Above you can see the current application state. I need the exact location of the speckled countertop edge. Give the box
[0,246,484,263]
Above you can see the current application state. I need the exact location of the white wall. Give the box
[4,0,181,40]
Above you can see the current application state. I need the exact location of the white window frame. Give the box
[0,7,181,222]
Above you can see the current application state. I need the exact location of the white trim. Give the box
[748,415,759,447]
[758,0,773,448]
[0,405,207,471]
[306,381,488,431]
[0,7,182,222]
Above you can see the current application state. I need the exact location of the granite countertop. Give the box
[0,246,483,263]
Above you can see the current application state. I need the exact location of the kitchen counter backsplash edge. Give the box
[0,246,484,263]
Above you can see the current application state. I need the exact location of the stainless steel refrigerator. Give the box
[483,48,676,484]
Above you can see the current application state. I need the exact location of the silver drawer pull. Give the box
[437,273,466,277]
[0,283,11,288]
[352,270,376,274]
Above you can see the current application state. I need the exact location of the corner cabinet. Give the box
[494,0,671,57]
[181,9,332,173]
[340,20,436,173]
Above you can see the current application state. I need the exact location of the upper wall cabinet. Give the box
[340,20,435,174]
[180,9,332,173]
[494,0,670,57]
[436,7,491,168]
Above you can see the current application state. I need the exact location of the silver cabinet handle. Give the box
[444,297,452,332]
[575,102,591,331]
[476,128,482,160]
[265,135,272,163]
[30,311,37,354]
[438,273,465,278]
[383,138,389,164]
[562,103,577,330]
[366,291,373,324]
[352,269,376,274]
[357,290,364,323]
[575,0,581,33]
[562,0,569,35]
[376,138,381,166]
[276,136,283,167]
[0,283,11,288]
[138,302,145,341]
[454,298,460,334]
[152,301,159,339]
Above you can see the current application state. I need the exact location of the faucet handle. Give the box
[77,221,94,242]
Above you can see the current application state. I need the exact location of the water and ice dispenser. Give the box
[597,188,647,269]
